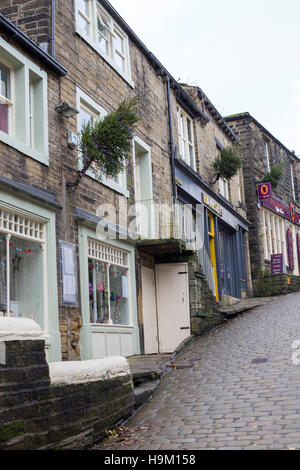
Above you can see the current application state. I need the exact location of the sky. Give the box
[109,0,300,155]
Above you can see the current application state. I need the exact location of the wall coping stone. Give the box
[49,356,130,386]
[0,317,43,341]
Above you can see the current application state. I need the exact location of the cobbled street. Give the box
[95,292,300,450]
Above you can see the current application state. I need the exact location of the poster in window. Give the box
[60,241,77,305]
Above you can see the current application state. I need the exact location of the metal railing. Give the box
[134,197,216,296]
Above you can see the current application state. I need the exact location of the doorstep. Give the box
[218,296,278,317]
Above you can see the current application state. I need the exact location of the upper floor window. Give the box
[75,0,133,87]
[76,87,129,197]
[290,161,296,201]
[177,107,195,169]
[0,38,48,165]
[218,177,229,200]
[263,139,270,172]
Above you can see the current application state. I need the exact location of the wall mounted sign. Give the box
[262,197,300,226]
[60,241,77,305]
[258,183,272,200]
[290,203,296,224]
[175,176,183,186]
[271,254,284,275]
[202,192,223,217]
[287,229,294,271]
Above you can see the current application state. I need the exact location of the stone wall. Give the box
[0,339,134,450]
[253,273,300,298]
[226,114,300,279]
[188,253,224,335]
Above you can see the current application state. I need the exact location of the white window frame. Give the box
[88,238,131,327]
[75,0,134,88]
[264,139,270,173]
[290,161,296,201]
[219,177,229,200]
[0,37,48,165]
[76,87,129,197]
[177,106,195,169]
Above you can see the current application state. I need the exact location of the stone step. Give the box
[132,370,162,387]
[134,380,160,409]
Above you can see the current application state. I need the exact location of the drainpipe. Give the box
[165,76,176,199]
[51,0,55,58]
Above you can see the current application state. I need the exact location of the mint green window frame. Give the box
[0,37,49,165]
[78,223,140,360]
[0,188,61,362]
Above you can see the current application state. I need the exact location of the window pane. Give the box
[79,106,95,130]
[98,34,109,56]
[89,261,109,324]
[0,62,10,99]
[109,265,129,325]
[115,32,124,54]
[115,52,125,71]
[187,119,193,143]
[9,236,43,326]
[0,104,8,134]
[189,145,194,168]
[78,13,90,36]
[78,0,89,17]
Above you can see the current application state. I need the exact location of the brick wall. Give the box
[0,339,134,450]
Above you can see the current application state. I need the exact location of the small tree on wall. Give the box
[211,145,242,184]
[67,97,142,192]
[261,161,286,190]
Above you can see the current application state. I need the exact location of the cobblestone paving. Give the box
[96,292,300,450]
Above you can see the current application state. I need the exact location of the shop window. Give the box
[75,1,133,86]
[0,37,48,165]
[88,239,130,326]
[177,107,195,169]
[0,208,45,327]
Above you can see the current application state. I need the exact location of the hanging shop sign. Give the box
[287,229,294,271]
[202,193,223,217]
[60,241,77,306]
[271,254,284,275]
[258,183,272,200]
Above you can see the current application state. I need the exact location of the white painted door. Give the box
[155,263,190,353]
[141,267,159,354]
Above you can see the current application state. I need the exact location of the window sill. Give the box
[0,131,49,166]
[75,28,135,89]
[83,166,130,198]
[91,324,134,329]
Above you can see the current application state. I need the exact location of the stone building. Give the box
[225,112,300,293]
[0,0,252,362]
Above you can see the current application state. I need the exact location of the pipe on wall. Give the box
[51,0,55,58]
[165,76,176,199]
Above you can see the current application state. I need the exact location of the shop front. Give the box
[0,183,61,362]
[175,160,250,304]
[260,196,300,276]
[76,208,140,360]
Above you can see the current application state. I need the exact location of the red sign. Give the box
[271,254,284,275]
[287,228,294,271]
[258,183,272,200]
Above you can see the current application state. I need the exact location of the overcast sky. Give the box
[110,0,300,155]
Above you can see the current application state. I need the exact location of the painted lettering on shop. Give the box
[202,193,223,217]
